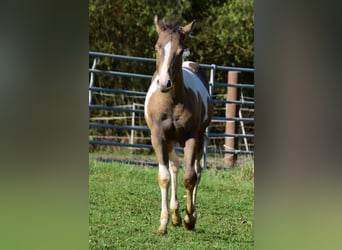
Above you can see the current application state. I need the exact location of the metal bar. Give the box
[89,122,149,132]
[213,99,254,105]
[203,64,216,169]
[207,148,254,154]
[89,140,153,149]
[89,87,146,96]
[89,126,255,146]
[89,57,98,105]
[89,52,254,72]
[199,63,254,73]
[89,105,145,114]
[89,68,153,79]
[214,82,255,88]
[89,51,156,63]
[212,116,254,122]
[239,92,249,151]
[130,103,136,150]
[208,132,254,138]
[90,140,254,154]
[95,157,159,167]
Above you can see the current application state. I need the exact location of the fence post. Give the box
[89,57,98,105]
[130,103,136,153]
[203,64,216,169]
[225,71,239,166]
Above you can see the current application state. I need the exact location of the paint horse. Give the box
[144,15,213,234]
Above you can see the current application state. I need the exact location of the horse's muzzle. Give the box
[158,79,172,92]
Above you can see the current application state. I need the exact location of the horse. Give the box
[144,15,213,234]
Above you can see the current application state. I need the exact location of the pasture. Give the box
[89,156,254,249]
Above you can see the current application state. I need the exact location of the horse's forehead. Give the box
[158,32,181,47]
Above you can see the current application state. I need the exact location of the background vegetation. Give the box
[89,0,254,67]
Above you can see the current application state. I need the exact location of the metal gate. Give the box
[89,51,254,166]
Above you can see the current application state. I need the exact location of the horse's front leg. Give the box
[169,148,181,226]
[157,162,170,234]
[151,133,170,234]
[183,137,198,231]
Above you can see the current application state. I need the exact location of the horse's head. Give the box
[153,15,195,92]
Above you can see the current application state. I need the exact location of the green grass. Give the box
[89,157,254,249]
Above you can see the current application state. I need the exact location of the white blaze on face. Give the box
[158,41,172,87]
[145,41,173,120]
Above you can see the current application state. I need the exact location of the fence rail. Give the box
[89,51,254,166]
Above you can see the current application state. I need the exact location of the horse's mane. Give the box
[163,20,182,33]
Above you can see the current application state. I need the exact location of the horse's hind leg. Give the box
[193,134,206,213]
[183,136,205,231]
[169,148,181,226]
[192,154,203,224]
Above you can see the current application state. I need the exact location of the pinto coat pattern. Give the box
[144,15,213,234]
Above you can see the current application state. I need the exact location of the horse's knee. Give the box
[184,169,197,190]
[169,160,179,174]
[158,163,170,187]
[158,176,170,187]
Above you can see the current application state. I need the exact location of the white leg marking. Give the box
[169,150,179,212]
[158,163,170,229]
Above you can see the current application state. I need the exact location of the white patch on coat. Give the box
[182,68,210,121]
[158,163,170,228]
[158,163,170,181]
[182,61,193,69]
[144,77,158,120]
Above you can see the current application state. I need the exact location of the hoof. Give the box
[171,211,182,226]
[157,225,167,235]
[183,214,196,231]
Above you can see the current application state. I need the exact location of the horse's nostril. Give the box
[167,80,172,88]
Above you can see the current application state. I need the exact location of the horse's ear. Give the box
[181,20,195,38]
[154,15,164,34]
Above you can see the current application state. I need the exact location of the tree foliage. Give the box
[89,0,254,150]
[89,0,254,67]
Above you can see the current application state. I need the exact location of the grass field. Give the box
[89,156,254,249]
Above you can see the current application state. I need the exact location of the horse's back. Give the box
[182,61,209,90]
[182,61,212,123]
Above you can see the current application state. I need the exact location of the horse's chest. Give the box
[154,106,191,136]
[172,113,190,130]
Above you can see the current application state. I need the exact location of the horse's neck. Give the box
[170,70,185,100]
